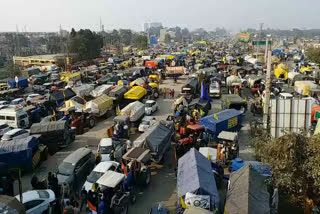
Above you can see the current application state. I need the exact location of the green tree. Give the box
[254,133,320,206]
[306,47,320,64]
[119,29,133,46]
[133,34,148,50]
[69,29,103,61]
[164,34,171,44]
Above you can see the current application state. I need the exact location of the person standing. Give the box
[163,88,167,98]
[172,89,175,99]
[80,187,87,212]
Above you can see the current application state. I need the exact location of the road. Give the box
[16,76,256,214]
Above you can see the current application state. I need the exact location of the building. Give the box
[13,54,66,67]
[150,22,162,28]
[159,29,167,42]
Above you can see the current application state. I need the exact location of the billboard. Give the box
[238,32,251,43]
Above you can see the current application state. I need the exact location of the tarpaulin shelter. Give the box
[73,84,94,97]
[200,81,212,102]
[177,148,220,213]
[146,121,174,162]
[0,195,25,214]
[60,72,81,82]
[199,109,242,137]
[274,63,288,80]
[124,86,147,100]
[231,158,272,177]
[90,85,113,98]
[0,136,39,172]
[189,98,211,112]
[49,88,76,104]
[225,164,270,214]
[8,77,28,89]
[120,101,145,122]
[109,85,127,100]
[85,94,113,115]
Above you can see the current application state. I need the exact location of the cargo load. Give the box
[49,88,76,104]
[274,63,288,80]
[90,85,113,98]
[85,94,113,116]
[109,85,127,101]
[166,66,186,77]
[145,121,174,162]
[124,86,147,100]
[7,77,28,89]
[177,148,220,213]
[60,72,81,82]
[199,109,242,137]
[0,136,39,172]
[226,75,241,87]
[73,84,94,97]
[294,81,319,96]
[30,120,72,153]
[120,101,145,122]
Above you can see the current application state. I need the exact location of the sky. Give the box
[1,0,320,32]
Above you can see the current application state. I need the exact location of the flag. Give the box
[92,182,96,191]
[87,200,97,212]
[53,110,56,116]
[122,162,128,178]
[200,81,212,102]
[243,97,247,102]
[63,90,66,100]
[214,114,219,120]
[180,196,189,209]
[116,105,121,116]
[207,151,211,161]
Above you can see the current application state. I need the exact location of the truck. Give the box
[30,120,74,155]
[0,105,30,129]
[7,77,28,89]
[209,80,221,98]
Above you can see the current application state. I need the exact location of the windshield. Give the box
[87,171,104,183]
[99,146,113,154]
[58,162,74,176]
[141,121,150,125]
[145,103,153,107]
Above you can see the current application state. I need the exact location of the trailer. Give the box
[84,94,113,117]
[120,101,145,123]
[199,109,242,139]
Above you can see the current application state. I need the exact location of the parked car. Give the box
[11,98,25,106]
[57,147,95,190]
[0,123,11,137]
[15,190,56,214]
[138,116,156,132]
[1,128,29,141]
[97,138,114,162]
[145,100,158,115]
[82,161,119,191]
[0,100,10,105]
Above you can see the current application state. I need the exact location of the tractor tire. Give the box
[88,117,96,129]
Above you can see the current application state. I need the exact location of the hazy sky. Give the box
[1,0,320,32]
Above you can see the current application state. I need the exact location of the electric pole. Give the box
[263,46,272,130]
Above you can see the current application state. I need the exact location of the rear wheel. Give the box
[88,117,96,128]
[153,90,159,99]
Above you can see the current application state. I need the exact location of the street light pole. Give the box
[263,49,272,129]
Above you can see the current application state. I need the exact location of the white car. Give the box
[82,161,119,191]
[11,98,25,106]
[97,138,113,162]
[26,94,44,103]
[16,190,56,214]
[138,116,156,132]
[0,123,11,137]
[1,128,29,141]
[145,100,158,115]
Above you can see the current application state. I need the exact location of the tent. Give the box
[49,88,76,104]
[199,109,242,137]
[177,148,220,213]
[85,94,113,115]
[231,158,272,177]
[225,164,270,214]
[124,86,147,100]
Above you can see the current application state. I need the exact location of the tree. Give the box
[306,47,320,64]
[119,29,133,46]
[4,63,21,78]
[164,34,171,44]
[254,133,320,206]
[133,34,148,50]
[69,29,103,61]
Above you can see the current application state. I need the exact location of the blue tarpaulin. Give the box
[200,81,212,102]
[177,148,220,212]
[0,136,39,171]
[199,109,242,137]
[7,77,28,89]
[231,158,272,177]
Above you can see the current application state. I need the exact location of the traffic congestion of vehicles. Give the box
[2,29,320,214]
